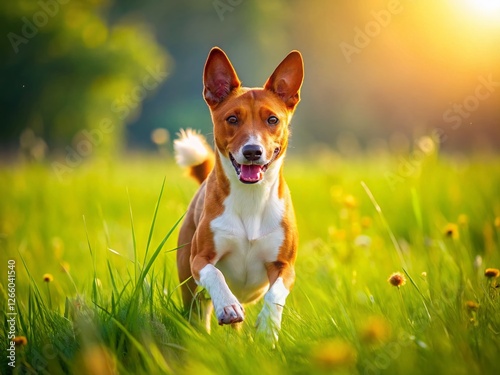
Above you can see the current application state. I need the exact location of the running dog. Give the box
[174,47,304,341]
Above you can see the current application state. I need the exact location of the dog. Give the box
[174,47,304,342]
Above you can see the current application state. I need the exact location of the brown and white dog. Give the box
[174,47,303,341]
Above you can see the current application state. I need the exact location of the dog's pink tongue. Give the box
[240,164,262,182]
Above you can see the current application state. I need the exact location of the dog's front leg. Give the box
[195,262,245,325]
[255,263,295,343]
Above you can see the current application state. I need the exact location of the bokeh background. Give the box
[2,2,500,374]
[2,0,500,161]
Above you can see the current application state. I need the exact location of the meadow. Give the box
[1,145,499,375]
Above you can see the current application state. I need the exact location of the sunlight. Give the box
[465,0,500,15]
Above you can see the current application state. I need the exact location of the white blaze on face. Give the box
[240,135,263,182]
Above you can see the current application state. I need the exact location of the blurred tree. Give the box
[1,0,169,155]
[4,0,497,156]
[114,0,294,149]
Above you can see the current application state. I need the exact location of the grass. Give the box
[1,147,499,374]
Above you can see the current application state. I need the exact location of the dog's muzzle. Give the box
[229,147,280,184]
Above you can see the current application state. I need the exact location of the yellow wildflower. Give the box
[13,336,28,346]
[494,217,500,228]
[343,195,357,209]
[311,339,357,370]
[484,268,500,278]
[361,216,372,229]
[458,214,468,226]
[359,316,391,344]
[388,272,406,287]
[465,301,479,312]
[443,223,459,239]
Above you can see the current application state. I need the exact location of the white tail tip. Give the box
[174,128,210,167]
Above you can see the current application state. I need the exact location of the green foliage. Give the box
[2,0,169,150]
[1,151,500,374]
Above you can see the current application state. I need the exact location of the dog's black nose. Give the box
[242,144,263,161]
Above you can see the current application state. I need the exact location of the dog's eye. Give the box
[226,115,238,125]
[267,116,279,125]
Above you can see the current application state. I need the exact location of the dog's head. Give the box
[203,47,304,184]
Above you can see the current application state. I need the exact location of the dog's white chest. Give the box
[210,183,285,303]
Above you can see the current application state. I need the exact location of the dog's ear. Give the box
[203,47,241,107]
[264,51,304,110]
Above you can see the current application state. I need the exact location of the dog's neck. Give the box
[212,149,285,240]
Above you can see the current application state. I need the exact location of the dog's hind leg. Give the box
[187,291,213,333]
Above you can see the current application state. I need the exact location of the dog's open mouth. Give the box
[229,148,280,184]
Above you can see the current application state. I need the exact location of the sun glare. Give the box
[466,0,500,15]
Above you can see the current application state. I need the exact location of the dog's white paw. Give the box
[255,277,288,343]
[255,303,282,343]
[198,264,245,325]
[216,302,245,325]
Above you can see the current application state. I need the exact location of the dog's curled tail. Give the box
[174,128,214,184]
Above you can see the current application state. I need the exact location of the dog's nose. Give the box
[242,144,263,161]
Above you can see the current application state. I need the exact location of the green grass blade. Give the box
[96,305,170,373]
[17,251,45,309]
[411,187,423,232]
[83,215,98,304]
[144,176,167,263]
[106,259,119,295]
[361,180,407,268]
[98,204,111,248]
[403,268,432,321]
[82,215,94,261]
[136,213,185,294]
[127,187,138,284]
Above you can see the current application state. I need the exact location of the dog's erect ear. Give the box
[264,51,304,110]
[203,47,241,107]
